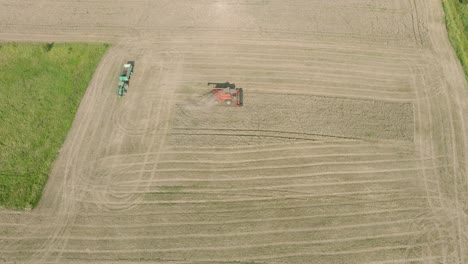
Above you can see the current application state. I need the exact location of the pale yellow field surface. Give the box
[0,0,467,263]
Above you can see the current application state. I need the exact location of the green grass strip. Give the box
[0,43,109,209]
[442,0,468,79]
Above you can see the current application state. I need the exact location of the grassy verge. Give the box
[0,43,108,209]
[442,0,468,78]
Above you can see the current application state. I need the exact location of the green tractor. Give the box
[118,61,135,97]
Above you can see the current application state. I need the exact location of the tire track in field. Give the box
[79,188,420,205]
[69,207,423,229]
[2,224,423,243]
[410,62,448,262]
[101,151,409,168]
[0,230,424,254]
[112,166,444,186]
[95,178,416,196]
[78,196,425,217]
[410,7,468,255]
[89,48,165,212]
[409,0,468,258]
[88,48,183,213]
[110,157,433,173]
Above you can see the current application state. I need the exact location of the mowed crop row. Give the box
[0,141,438,263]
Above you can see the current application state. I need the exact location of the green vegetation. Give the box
[0,43,108,209]
[443,0,468,78]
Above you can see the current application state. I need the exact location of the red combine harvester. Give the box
[207,82,244,106]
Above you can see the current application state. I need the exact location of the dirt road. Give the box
[1,0,467,263]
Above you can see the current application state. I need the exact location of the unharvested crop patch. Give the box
[170,92,414,146]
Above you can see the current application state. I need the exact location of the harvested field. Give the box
[1,0,468,263]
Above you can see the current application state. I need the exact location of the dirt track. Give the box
[1,0,468,263]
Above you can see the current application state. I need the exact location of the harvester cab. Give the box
[117,81,128,97]
[207,82,243,106]
[117,61,135,97]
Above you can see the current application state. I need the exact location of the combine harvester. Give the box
[118,61,135,97]
[207,82,243,106]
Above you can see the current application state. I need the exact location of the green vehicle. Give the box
[118,61,135,96]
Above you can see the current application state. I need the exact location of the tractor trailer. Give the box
[118,61,135,97]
